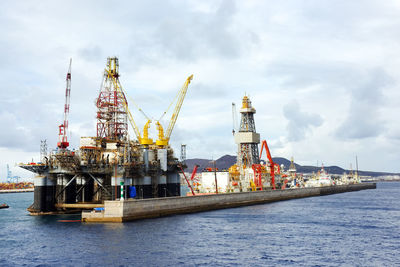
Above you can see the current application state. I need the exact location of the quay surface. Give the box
[0,189,34,194]
[82,183,376,223]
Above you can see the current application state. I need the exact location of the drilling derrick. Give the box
[96,57,128,141]
[234,96,260,167]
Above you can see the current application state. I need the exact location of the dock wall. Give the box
[0,189,34,194]
[82,183,376,222]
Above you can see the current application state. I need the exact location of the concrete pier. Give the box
[82,183,376,223]
[0,189,34,194]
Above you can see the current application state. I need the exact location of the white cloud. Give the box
[283,100,323,142]
[336,68,392,140]
[0,0,400,175]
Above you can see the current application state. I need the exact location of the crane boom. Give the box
[260,140,274,164]
[166,74,193,138]
[260,140,280,190]
[57,59,72,149]
[117,83,158,145]
[156,75,193,147]
[190,165,199,180]
[178,164,196,196]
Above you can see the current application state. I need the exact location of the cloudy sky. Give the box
[1,0,399,180]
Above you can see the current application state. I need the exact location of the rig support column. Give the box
[46,176,56,211]
[33,175,47,212]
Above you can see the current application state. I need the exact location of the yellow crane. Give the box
[119,82,154,145]
[156,74,193,147]
[141,119,153,145]
[119,86,153,145]
[104,59,192,147]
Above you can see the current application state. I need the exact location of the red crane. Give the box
[57,59,72,149]
[178,164,197,196]
[190,165,199,181]
[259,140,280,190]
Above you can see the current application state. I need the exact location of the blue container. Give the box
[94,207,104,211]
[129,186,137,198]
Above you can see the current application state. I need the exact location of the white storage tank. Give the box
[200,171,230,193]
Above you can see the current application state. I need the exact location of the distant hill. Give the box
[184,155,236,172]
[184,155,399,177]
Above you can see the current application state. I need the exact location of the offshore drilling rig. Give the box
[20,57,193,214]
[228,95,282,192]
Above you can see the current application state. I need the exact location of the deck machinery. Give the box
[20,57,192,214]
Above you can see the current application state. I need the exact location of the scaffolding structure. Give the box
[96,57,128,141]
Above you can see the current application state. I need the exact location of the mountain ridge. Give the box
[184,155,398,177]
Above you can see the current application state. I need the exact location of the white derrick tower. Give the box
[234,96,260,168]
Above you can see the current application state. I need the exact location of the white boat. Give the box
[318,166,333,186]
[304,165,333,187]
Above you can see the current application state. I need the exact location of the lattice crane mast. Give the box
[57,59,72,149]
[98,58,143,143]
[96,58,130,141]
[156,74,193,147]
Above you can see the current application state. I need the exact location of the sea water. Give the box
[0,182,399,266]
